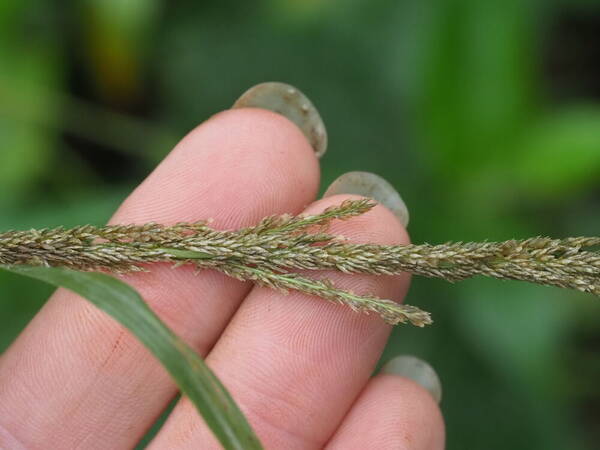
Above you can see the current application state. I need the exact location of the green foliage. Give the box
[1,0,600,448]
[515,107,600,197]
[0,265,262,450]
[0,3,60,203]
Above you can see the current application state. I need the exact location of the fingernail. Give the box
[323,171,410,227]
[232,82,327,158]
[381,355,442,404]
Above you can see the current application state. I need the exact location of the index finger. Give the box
[0,103,320,449]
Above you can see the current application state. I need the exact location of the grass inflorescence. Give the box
[1,199,600,326]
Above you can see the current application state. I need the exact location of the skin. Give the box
[0,108,445,449]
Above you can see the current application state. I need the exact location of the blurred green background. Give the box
[1,0,600,448]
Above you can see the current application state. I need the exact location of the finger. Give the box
[0,105,320,449]
[326,365,445,450]
[149,178,412,449]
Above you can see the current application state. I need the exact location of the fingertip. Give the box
[231,81,328,158]
[380,374,445,448]
[201,106,320,169]
[324,172,410,228]
[112,107,321,227]
[307,193,411,247]
[381,355,442,404]
[327,374,445,450]
[301,193,412,308]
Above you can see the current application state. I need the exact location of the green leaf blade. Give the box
[1,265,262,450]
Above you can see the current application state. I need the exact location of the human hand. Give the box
[0,84,444,449]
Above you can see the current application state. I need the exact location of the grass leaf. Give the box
[0,265,262,450]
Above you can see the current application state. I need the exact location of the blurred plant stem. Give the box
[0,78,177,165]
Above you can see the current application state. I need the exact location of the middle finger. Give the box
[150,185,411,449]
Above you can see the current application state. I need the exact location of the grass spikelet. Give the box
[2,199,600,326]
